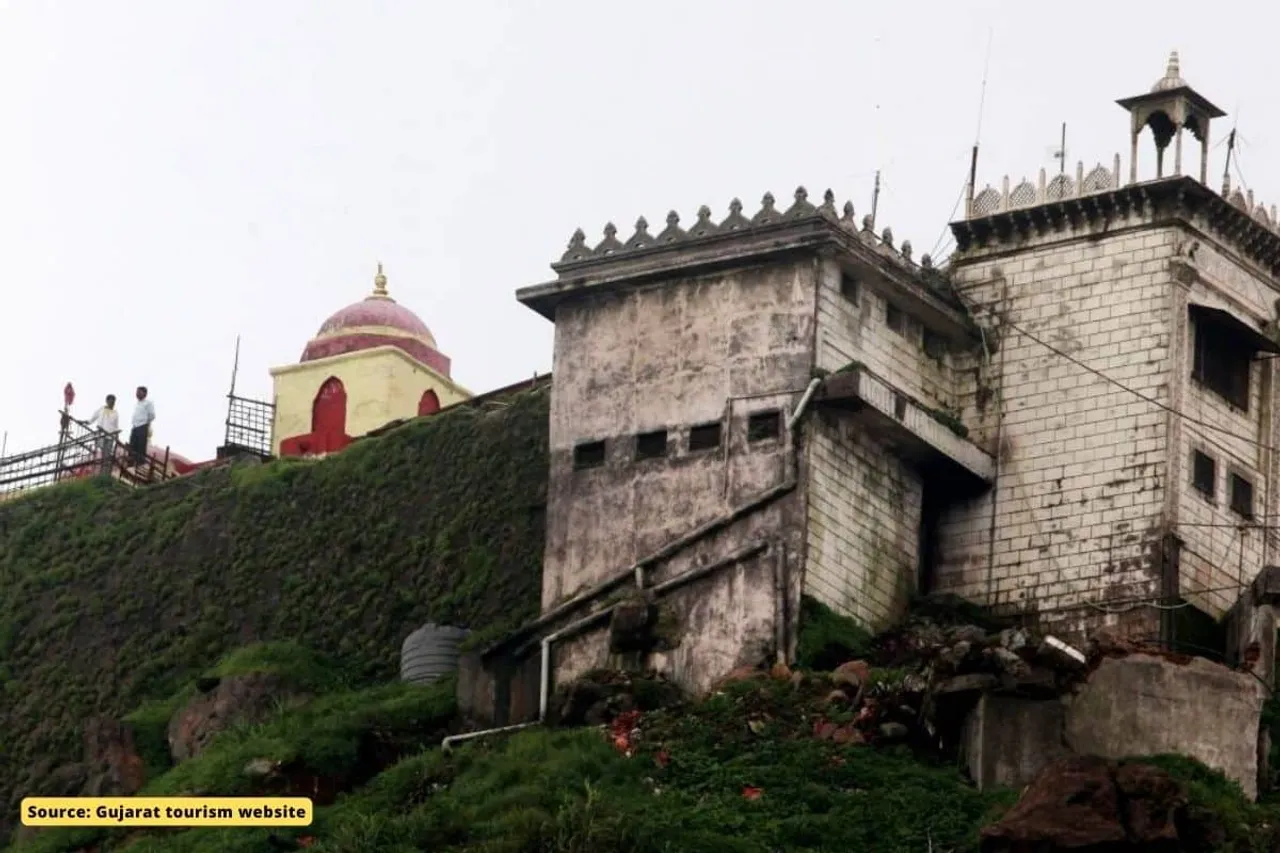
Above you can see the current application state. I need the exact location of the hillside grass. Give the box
[0,386,549,838]
[13,667,1018,853]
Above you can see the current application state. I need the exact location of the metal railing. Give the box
[223,393,274,458]
[0,412,175,500]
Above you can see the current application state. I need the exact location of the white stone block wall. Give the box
[1172,242,1276,617]
[804,409,923,631]
[814,257,957,412]
[935,224,1176,635]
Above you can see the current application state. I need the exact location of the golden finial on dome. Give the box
[372,262,389,297]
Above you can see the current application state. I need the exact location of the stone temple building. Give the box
[467,52,1280,721]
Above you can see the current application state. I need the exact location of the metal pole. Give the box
[869,170,881,232]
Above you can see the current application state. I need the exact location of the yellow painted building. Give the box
[269,265,470,457]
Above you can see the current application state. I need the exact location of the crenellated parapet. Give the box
[552,187,942,281]
[967,157,1125,219]
[965,155,1280,238]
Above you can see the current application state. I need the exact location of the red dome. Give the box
[299,267,451,378]
[314,296,435,341]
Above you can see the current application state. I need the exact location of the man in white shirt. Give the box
[86,394,120,463]
[129,386,156,467]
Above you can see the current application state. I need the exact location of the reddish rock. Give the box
[168,673,308,762]
[832,660,871,690]
[715,665,765,689]
[82,716,146,795]
[769,662,793,681]
[980,755,1198,852]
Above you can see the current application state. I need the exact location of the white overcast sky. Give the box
[0,0,1274,459]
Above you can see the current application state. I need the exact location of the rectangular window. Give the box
[1191,450,1216,499]
[1230,472,1255,519]
[893,393,907,421]
[747,410,782,443]
[1192,318,1252,411]
[688,421,722,452]
[573,440,606,470]
[885,303,905,335]
[840,273,859,303]
[923,329,947,360]
[635,429,668,460]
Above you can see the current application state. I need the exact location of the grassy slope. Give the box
[15,655,1018,853]
[19,650,1279,853]
[0,386,549,835]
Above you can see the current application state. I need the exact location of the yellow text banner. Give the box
[21,797,313,827]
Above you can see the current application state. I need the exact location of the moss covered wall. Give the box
[0,383,549,833]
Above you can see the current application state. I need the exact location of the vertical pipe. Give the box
[538,637,552,720]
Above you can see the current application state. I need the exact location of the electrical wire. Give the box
[949,288,1280,456]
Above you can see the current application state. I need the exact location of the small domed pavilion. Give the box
[269,264,470,457]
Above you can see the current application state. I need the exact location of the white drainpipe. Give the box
[786,377,822,433]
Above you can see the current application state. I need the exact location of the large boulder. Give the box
[980,755,1222,852]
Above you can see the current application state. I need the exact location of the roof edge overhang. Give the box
[1115,85,1227,119]
[948,176,1280,279]
[1188,302,1280,354]
[270,343,469,394]
[517,217,977,341]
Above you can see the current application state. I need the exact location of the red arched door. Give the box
[312,377,347,448]
[418,389,441,417]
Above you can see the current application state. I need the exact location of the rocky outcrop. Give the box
[979,755,1225,852]
[1064,653,1269,800]
[167,673,310,762]
[82,715,147,796]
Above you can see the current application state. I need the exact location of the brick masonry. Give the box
[805,409,922,632]
[1171,240,1278,617]
[803,256,943,630]
[938,213,1280,637]
[937,224,1177,636]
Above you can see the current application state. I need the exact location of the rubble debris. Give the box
[546,669,684,728]
[1039,635,1087,670]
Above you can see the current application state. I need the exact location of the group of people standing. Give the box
[84,386,157,467]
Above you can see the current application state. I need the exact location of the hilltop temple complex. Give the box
[5,51,1280,720]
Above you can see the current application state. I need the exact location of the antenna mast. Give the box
[229,335,241,397]
[1055,122,1067,176]
[965,28,995,217]
[1222,127,1237,194]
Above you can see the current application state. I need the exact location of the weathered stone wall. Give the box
[1173,240,1278,617]
[804,256,960,630]
[805,411,922,632]
[935,223,1177,637]
[541,257,817,694]
[1065,653,1269,800]
[814,255,956,411]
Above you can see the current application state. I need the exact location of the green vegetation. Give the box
[924,406,969,440]
[14,656,1018,853]
[21,650,1279,853]
[0,385,549,839]
[794,595,874,671]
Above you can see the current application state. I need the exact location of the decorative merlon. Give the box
[555,187,939,276]
[965,154,1280,234]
